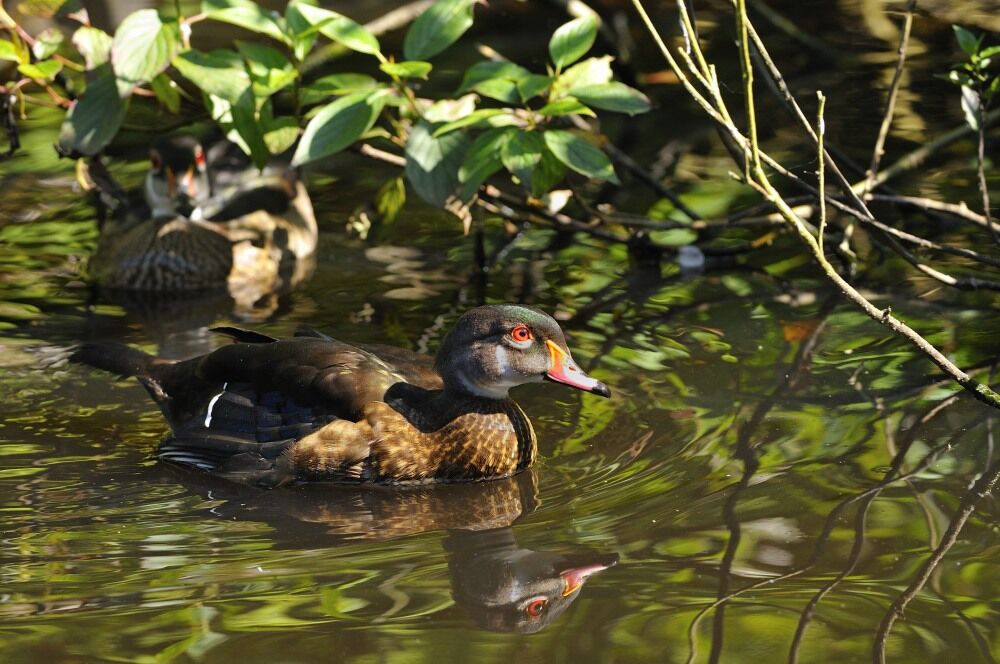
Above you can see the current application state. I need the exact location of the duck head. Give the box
[434,304,611,400]
[144,136,211,220]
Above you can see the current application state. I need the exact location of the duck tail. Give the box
[70,342,158,380]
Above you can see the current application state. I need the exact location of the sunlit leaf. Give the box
[543,129,619,184]
[291,2,381,56]
[262,115,300,154]
[403,0,474,61]
[569,82,651,115]
[548,14,597,69]
[457,60,531,94]
[202,0,286,43]
[551,55,612,98]
[379,60,432,79]
[72,26,111,69]
[292,91,383,166]
[298,73,379,105]
[433,109,510,136]
[375,176,406,224]
[517,74,550,101]
[423,94,477,123]
[173,48,250,103]
[0,39,21,63]
[537,97,595,117]
[405,120,470,205]
[31,27,63,60]
[17,59,62,80]
[111,10,180,89]
[238,41,297,96]
[960,85,981,130]
[56,65,126,156]
[649,228,697,246]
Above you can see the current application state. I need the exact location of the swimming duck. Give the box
[70,304,610,487]
[88,136,317,294]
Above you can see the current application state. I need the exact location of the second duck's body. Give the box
[71,305,610,487]
[89,137,317,294]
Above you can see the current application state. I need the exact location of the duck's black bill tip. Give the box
[591,382,612,399]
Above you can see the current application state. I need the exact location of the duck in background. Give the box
[87,135,317,312]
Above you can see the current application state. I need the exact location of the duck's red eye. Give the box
[511,325,532,342]
[194,145,206,168]
[525,598,548,618]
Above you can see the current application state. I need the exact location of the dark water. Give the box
[3,1,1000,662]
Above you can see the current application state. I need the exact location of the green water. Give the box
[3,1,1000,662]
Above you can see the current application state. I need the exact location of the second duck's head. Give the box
[145,136,211,220]
[435,304,611,400]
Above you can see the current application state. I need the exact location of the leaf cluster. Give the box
[947,25,1000,130]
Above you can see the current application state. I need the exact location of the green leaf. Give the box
[551,55,612,98]
[231,90,270,169]
[501,130,545,188]
[72,27,112,69]
[961,85,981,130]
[238,40,297,96]
[57,66,126,156]
[549,14,597,69]
[459,127,514,200]
[292,91,384,166]
[517,74,550,101]
[433,108,509,136]
[405,120,471,205]
[291,2,381,56]
[298,73,378,105]
[376,176,406,224]
[202,0,286,43]
[403,0,474,61]
[531,147,567,196]
[457,60,531,94]
[0,39,21,63]
[261,112,300,154]
[650,228,697,246]
[423,94,477,123]
[111,9,180,88]
[173,48,250,103]
[471,78,520,104]
[537,97,595,117]
[379,60,432,79]
[543,129,619,184]
[284,2,317,61]
[31,27,63,60]
[150,73,180,112]
[953,25,981,57]
[569,82,651,115]
[18,59,62,80]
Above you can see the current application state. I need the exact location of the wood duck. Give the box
[70,304,611,486]
[88,136,317,294]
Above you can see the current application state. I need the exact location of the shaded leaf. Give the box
[292,2,380,56]
[531,147,567,195]
[111,9,180,89]
[72,27,111,69]
[953,25,981,57]
[405,120,471,205]
[404,0,474,61]
[543,129,619,184]
[549,14,597,69]
[517,74,550,101]
[238,41,297,96]
[501,130,545,188]
[569,82,651,115]
[57,65,126,155]
[380,60,432,79]
[150,73,180,112]
[457,60,531,94]
[292,91,383,166]
[202,0,286,43]
[284,2,317,61]
[231,90,270,169]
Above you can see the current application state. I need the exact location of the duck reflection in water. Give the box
[175,468,617,634]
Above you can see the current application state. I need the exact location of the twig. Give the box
[864,0,916,191]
